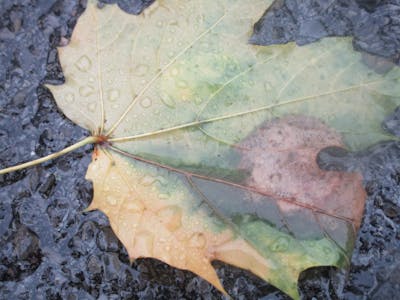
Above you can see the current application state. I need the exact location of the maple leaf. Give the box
[1,0,400,298]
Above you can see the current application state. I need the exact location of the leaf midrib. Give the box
[108,76,391,143]
[108,144,358,227]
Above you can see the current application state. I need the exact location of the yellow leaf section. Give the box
[86,149,342,299]
[86,149,254,294]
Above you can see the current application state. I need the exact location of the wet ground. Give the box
[0,0,399,299]
[252,0,400,65]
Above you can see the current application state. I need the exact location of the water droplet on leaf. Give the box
[79,85,94,97]
[87,102,96,112]
[160,92,176,108]
[134,64,149,76]
[108,89,120,102]
[65,93,75,103]
[106,195,117,205]
[189,232,206,248]
[75,55,92,72]
[270,236,289,252]
[140,97,152,108]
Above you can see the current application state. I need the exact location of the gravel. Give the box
[0,0,399,299]
[250,0,400,65]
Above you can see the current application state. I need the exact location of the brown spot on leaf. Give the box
[239,115,366,229]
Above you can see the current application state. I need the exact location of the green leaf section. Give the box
[113,33,400,191]
[237,215,345,295]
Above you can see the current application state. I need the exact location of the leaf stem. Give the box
[0,136,99,175]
